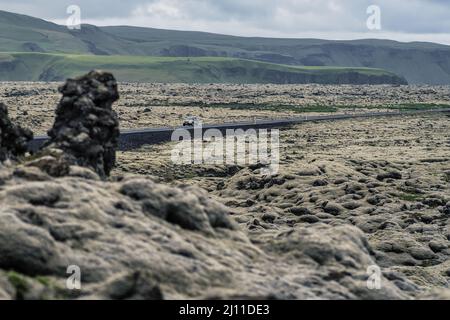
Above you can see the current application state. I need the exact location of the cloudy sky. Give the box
[1,0,449,44]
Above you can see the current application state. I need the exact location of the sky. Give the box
[1,0,449,44]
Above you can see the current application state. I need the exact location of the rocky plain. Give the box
[0,76,449,300]
[2,82,450,134]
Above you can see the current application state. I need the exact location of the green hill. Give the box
[1,10,449,84]
[0,52,406,84]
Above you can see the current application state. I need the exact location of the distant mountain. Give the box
[1,10,449,84]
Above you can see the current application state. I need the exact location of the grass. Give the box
[204,103,338,113]
[396,193,423,202]
[329,103,450,111]
[5,271,74,300]
[35,276,51,287]
[395,186,424,202]
[0,52,406,84]
[387,103,450,111]
[154,101,450,114]
[7,271,29,300]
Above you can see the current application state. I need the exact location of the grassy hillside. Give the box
[0,10,89,53]
[0,10,449,84]
[100,27,450,85]
[0,52,406,84]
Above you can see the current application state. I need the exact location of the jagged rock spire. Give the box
[45,70,120,178]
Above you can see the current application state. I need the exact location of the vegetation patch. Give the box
[395,192,424,202]
[0,52,406,84]
[203,103,337,113]
[146,101,450,114]
[386,103,450,111]
[7,271,30,300]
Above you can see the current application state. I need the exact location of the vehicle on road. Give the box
[183,116,202,127]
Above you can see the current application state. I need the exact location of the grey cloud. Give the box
[0,0,147,19]
[0,0,449,40]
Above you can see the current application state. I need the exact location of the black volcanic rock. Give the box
[0,103,33,162]
[45,70,120,178]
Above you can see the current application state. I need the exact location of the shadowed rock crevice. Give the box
[44,70,120,178]
[0,103,33,162]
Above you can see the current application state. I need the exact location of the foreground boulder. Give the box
[0,164,411,300]
[44,71,120,178]
[0,103,33,162]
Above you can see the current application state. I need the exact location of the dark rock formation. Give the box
[376,170,402,181]
[0,103,33,162]
[45,70,120,178]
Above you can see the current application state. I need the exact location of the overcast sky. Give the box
[1,0,449,44]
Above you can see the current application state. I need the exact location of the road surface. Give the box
[28,108,450,152]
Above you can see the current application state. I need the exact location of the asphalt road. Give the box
[28,108,450,152]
